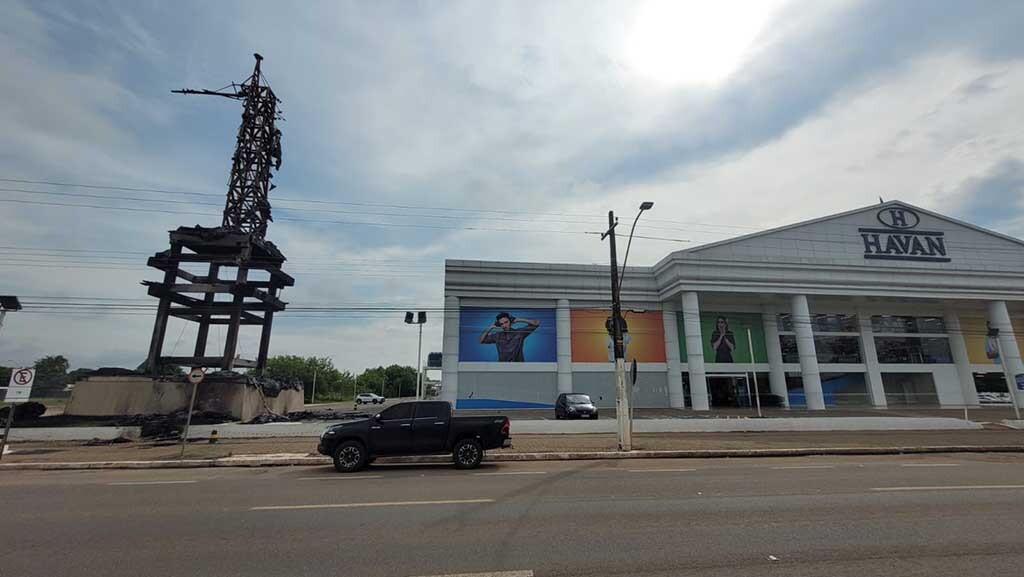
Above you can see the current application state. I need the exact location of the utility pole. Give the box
[602,211,631,451]
[310,366,318,405]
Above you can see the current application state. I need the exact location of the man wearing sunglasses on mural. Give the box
[479,312,541,362]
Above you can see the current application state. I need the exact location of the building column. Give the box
[857,308,887,408]
[761,305,789,408]
[556,299,573,395]
[440,296,460,405]
[663,307,685,408]
[792,294,825,410]
[682,292,709,410]
[944,308,979,407]
[987,301,1024,408]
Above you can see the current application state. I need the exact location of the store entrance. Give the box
[708,373,751,408]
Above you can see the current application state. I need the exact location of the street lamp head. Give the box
[639,201,654,211]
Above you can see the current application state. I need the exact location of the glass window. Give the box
[881,373,939,406]
[414,402,449,420]
[380,403,413,420]
[777,313,858,333]
[780,335,800,363]
[871,315,946,334]
[875,337,952,363]
[822,373,870,406]
[785,373,805,407]
[779,335,862,363]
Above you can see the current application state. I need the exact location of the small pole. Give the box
[180,373,202,458]
[747,328,763,418]
[311,367,317,405]
[0,403,15,462]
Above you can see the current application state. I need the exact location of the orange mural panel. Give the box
[570,309,666,362]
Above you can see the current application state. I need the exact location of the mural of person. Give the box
[478,312,541,362]
[710,315,736,363]
[986,321,1001,363]
[604,313,632,362]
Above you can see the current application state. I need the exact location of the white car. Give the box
[355,393,386,405]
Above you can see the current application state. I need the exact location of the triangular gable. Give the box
[657,200,1024,271]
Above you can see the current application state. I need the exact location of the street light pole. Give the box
[416,322,424,400]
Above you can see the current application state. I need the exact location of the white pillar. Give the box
[663,308,685,408]
[556,299,573,395]
[440,296,460,405]
[761,306,789,408]
[944,308,979,407]
[987,301,1024,408]
[792,294,825,410]
[682,292,709,411]
[857,308,887,408]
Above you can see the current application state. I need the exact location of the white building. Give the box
[441,201,1024,411]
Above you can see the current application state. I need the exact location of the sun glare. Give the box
[625,0,784,86]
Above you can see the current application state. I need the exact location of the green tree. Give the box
[32,355,71,396]
[356,365,418,398]
[264,355,350,402]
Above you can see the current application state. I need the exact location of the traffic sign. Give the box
[187,367,205,385]
[5,367,34,402]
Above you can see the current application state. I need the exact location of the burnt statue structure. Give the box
[144,54,293,376]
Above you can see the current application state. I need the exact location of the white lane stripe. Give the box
[297,475,383,480]
[251,498,495,511]
[472,471,547,476]
[627,468,697,473]
[108,480,198,486]
[900,463,961,467]
[410,571,533,577]
[771,465,836,470]
[871,485,1024,492]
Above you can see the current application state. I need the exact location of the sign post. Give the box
[1,367,35,462]
[180,367,205,458]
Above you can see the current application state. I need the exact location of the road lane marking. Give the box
[472,471,547,476]
[251,498,495,511]
[899,463,961,467]
[410,571,533,577]
[108,480,198,486]
[297,475,383,480]
[628,468,697,473]
[771,465,836,470]
[871,485,1024,492]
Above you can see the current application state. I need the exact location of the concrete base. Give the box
[65,376,303,421]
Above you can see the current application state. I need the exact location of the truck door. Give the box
[370,403,414,455]
[412,401,450,453]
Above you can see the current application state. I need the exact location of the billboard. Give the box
[459,307,557,362]
[570,309,666,362]
[678,312,768,363]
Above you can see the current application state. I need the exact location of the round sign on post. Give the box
[188,367,205,385]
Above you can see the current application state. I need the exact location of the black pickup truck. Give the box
[317,400,511,472]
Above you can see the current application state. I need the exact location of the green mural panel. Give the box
[677,312,768,363]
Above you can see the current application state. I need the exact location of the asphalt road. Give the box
[3,454,1024,577]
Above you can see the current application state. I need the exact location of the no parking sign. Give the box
[5,367,35,402]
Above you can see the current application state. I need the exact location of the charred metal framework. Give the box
[145,54,291,375]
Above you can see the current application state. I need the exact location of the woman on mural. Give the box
[710,316,736,363]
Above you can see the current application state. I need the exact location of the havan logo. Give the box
[858,208,950,263]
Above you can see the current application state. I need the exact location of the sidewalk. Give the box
[2,430,1022,466]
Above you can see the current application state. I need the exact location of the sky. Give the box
[1,0,1023,373]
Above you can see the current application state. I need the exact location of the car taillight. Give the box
[500,418,510,436]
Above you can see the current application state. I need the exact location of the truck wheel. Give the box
[453,438,483,469]
[333,440,367,473]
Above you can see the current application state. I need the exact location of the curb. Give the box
[2,445,1023,470]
